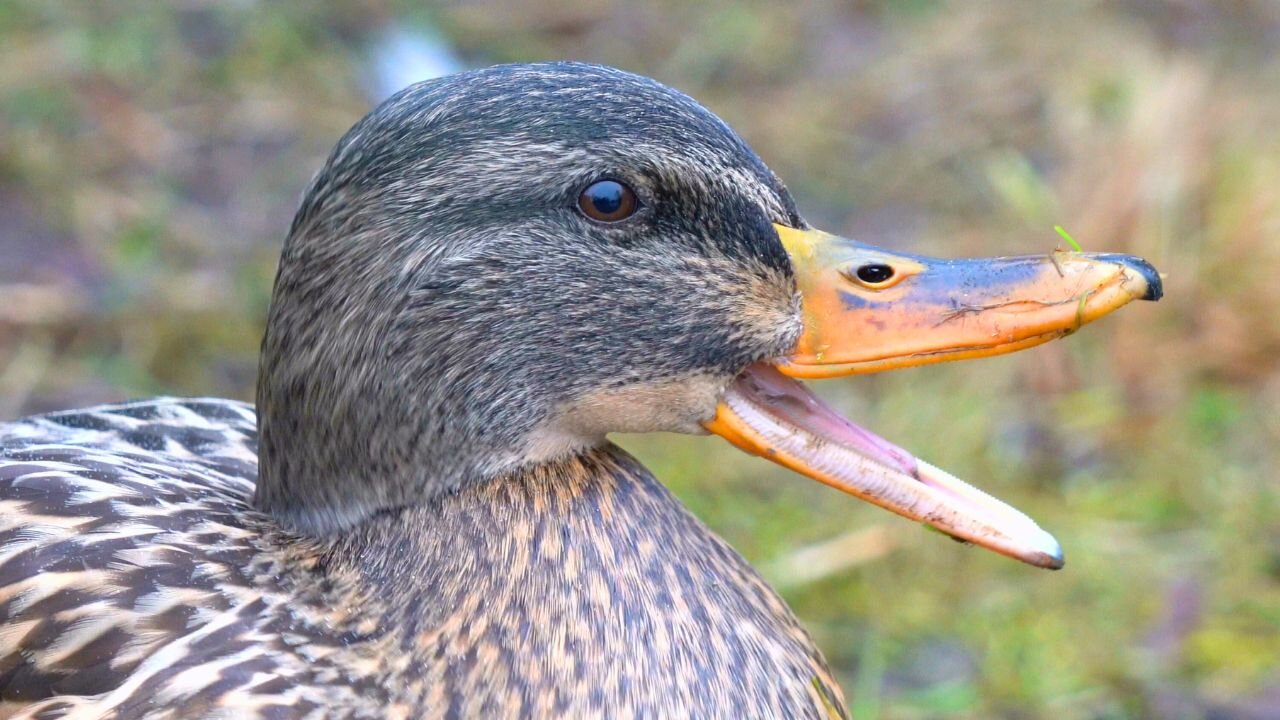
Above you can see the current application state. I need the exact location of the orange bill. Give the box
[704,225,1163,569]
[774,225,1162,378]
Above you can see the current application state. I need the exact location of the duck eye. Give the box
[854,263,896,286]
[578,180,638,223]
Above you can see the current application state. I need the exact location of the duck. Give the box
[0,62,1161,719]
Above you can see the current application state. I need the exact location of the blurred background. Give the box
[1,1,1277,717]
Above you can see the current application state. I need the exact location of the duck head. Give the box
[256,63,1160,568]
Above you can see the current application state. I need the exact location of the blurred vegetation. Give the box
[1,1,1277,717]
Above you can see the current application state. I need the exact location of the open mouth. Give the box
[703,225,1163,569]
[712,364,1064,568]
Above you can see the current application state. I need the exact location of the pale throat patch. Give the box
[520,373,728,464]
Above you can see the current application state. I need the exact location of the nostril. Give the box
[854,264,895,285]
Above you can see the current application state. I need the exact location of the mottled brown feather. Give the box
[0,400,846,718]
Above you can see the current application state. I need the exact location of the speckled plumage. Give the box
[0,400,843,718]
[0,63,850,718]
[255,62,802,538]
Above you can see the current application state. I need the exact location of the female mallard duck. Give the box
[0,63,1160,718]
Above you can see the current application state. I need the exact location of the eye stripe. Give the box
[578,180,638,222]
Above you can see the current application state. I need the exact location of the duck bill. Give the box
[772,225,1162,378]
[704,226,1163,569]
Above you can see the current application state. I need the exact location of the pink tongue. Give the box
[731,364,920,478]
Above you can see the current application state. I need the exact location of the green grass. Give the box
[1055,225,1083,252]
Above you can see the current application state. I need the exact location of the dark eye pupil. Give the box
[855,264,895,284]
[578,179,637,222]
[588,181,624,214]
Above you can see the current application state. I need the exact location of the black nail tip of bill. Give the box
[1096,253,1164,302]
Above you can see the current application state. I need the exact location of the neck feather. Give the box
[300,443,844,716]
